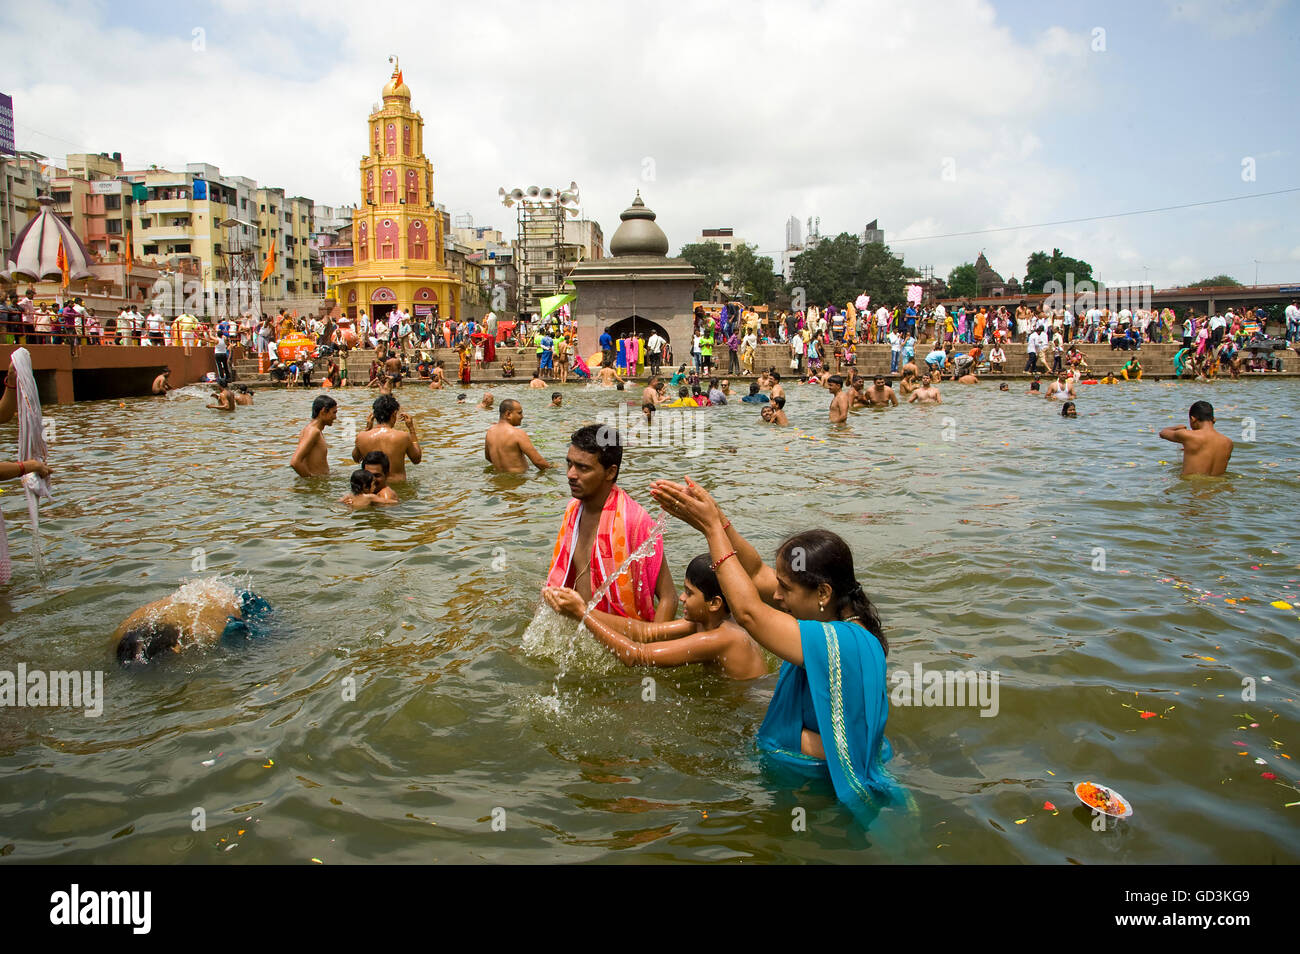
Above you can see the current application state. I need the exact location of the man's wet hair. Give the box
[551,392,561,401]
[571,423,623,476]
[350,468,377,494]
[372,394,400,423]
[1029,380,1041,391]
[362,450,391,473]
[117,623,182,665]
[771,371,781,382]
[829,374,844,387]
[500,398,521,418]
[312,394,337,418]
[748,381,760,395]
[1189,400,1215,422]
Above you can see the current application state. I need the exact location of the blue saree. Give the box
[757,619,896,817]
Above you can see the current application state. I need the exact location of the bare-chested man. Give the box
[956,370,979,384]
[484,398,552,473]
[384,353,402,381]
[152,368,174,395]
[1159,400,1234,476]
[596,363,624,387]
[354,394,421,482]
[827,374,852,423]
[478,391,495,410]
[233,385,254,405]
[898,368,920,398]
[906,373,943,405]
[863,375,899,407]
[206,382,235,412]
[528,370,547,389]
[642,375,663,409]
[428,360,447,390]
[769,371,786,403]
[1044,371,1076,401]
[290,394,338,477]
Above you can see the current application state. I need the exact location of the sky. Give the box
[1,0,1296,289]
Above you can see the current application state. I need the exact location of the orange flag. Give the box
[396,69,404,88]
[57,236,70,288]
[260,242,276,282]
[124,225,134,275]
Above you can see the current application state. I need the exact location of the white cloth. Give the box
[0,349,52,584]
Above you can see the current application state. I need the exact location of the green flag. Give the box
[539,292,575,320]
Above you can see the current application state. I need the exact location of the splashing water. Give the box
[578,509,668,640]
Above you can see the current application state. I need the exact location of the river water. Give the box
[1,378,1297,863]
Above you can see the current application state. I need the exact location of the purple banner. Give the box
[0,94,14,156]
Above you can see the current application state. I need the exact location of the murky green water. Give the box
[1,378,1297,863]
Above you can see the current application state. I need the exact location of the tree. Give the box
[678,242,728,300]
[1187,274,1242,288]
[946,263,978,298]
[727,242,778,304]
[857,240,914,307]
[786,232,912,308]
[1023,248,1095,294]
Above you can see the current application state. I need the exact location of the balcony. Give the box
[141,225,193,240]
[146,199,193,214]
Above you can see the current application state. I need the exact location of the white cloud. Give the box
[0,0,1290,293]
[1163,0,1285,38]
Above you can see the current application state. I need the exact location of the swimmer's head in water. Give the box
[748,382,760,395]
[999,382,1010,391]
[372,394,399,424]
[117,623,182,665]
[312,394,338,420]
[1029,380,1041,391]
[683,553,729,620]
[1061,401,1077,417]
[1189,400,1215,424]
[499,398,522,424]
[774,530,885,654]
[828,374,844,391]
[350,468,377,495]
[760,405,774,421]
[362,450,391,488]
[773,395,786,410]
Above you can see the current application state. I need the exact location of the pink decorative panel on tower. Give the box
[356,221,368,262]
[366,171,374,204]
[408,220,427,259]
[402,125,411,156]
[405,170,419,205]
[385,123,396,157]
[377,218,398,260]
[382,169,396,204]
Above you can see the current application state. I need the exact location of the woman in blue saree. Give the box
[649,478,896,819]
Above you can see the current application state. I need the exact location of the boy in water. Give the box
[1159,400,1233,476]
[354,394,421,482]
[543,554,768,679]
[341,468,387,508]
[290,394,338,477]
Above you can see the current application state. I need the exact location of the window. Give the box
[105,195,121,210]
[260,229,266,236]
[140,218,152,228]
[53,190,72,204]
[144,244,158,254]
[173,243,191,253]
[722,243,731,251]
[240,198,247,210]
[106,220,122,234]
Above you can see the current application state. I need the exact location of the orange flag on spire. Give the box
[57,236,70,288]
[396,68,404,87]
[260,242,276,282]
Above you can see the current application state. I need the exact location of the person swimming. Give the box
[113,581,271,664]
[1060,400,1078,418]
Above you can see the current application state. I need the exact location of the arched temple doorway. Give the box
[605,315,669,341]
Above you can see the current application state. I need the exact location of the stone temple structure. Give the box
[568,192,697,362]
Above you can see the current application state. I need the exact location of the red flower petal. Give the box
[1232,741,1248,746]
[1261,772,1277,780]
[1139,711,1157,719]
[1043,801,1056,811]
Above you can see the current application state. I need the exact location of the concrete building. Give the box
[0,152,49,269]
[863,218,884,245]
